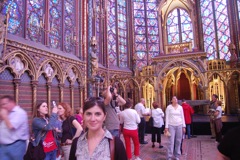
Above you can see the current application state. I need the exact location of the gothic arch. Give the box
[156,59,207,107]
[156,59,207,88]
[37,59,63,83]
[3,50,36,79]
[65,65,85,86]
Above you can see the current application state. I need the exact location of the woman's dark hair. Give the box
[75,108,80,114]
[59,102,73,118]
[124,98,133,109]
[83,97,106,115]
[217,100,222,106]
[34,101,49,118]
[212,94,218,99]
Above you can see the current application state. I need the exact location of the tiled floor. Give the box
[122,134,218,160]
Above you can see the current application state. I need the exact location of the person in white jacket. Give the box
[151,101,164,148]
[164,96,186,160]
[120,98,141,160]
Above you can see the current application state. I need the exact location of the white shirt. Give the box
[134,102,147,118]
[165,104,186,128]
[0,106,29,144]
[151,108,164,128]
[216,106,222,119]
[120,108,140,130]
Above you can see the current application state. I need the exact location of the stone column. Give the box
[87,0,94,97]
[32,80,38,113]
[47,82,52,112]
[59,83,64,102]
[70,84,74,110]
[13,79,21,104]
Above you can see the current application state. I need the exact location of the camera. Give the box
[110,87,114,93]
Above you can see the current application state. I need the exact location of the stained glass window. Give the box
[200,0,231,60]
[133,0,160,69]
[2,0,79,55]
[118,0,128,67]
[107,0,128,67]
[64,0,75,53]
[2,0,24,36]
[238,0,240,19]
[237,0,240,39]
[49,0,62,49]
[27,0,44,42]
[167,9,193,44]
[95,0,102,63]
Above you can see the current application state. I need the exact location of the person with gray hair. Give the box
[208,94,218,139]
[134,98,149,144]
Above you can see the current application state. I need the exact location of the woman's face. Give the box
[38,102,48,116]
[172,96,178,104]
[83,105,106,132]
[57,105,65,116]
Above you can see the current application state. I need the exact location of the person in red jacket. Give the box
[182,99,194,139]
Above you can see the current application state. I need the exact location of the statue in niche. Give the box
[44,63,54,77]
[11,57,24,73]
[229,43,238,68]
[90,51,98,77]
[68,68,76,81]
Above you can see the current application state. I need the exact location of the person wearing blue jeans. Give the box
[0,140,27,160]
[0,95,29,160]
[45,150,57,160]
[103,86,126,138]
[109,129,120,137]
[182,99,194,139]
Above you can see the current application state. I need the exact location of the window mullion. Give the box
[212,0,220,59]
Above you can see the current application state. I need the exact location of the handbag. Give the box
[148,109,154,127]
[24,127,46,160]
[24,141,46,160]
[149,116,154,127]
[109,137,115,160]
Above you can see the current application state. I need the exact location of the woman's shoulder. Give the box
[68,115,76,121]
[32,117,44,124]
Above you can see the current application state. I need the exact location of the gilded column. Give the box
[13,79,21,104]
[203,86,209,114]
[59,83,64,102]
[80,85,84,107]
[70,84,74,110]
[32,80,38,113]
[47,82,52,112]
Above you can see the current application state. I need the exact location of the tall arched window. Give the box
[49,0,62,49]
[107,0,128,67]
[200,0,231,60]
[64,0,75,53]
[133,0,160,69]
[238,0,240,18]
[167,8,193,44]
[238,0,240,28]
[2,0,24,36]
[27,0,45,42]
[3,0,79,55]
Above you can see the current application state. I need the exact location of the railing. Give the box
[165,42,192,54]
[207,59,226,70]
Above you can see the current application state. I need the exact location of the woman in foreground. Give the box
[69,97,127,160]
